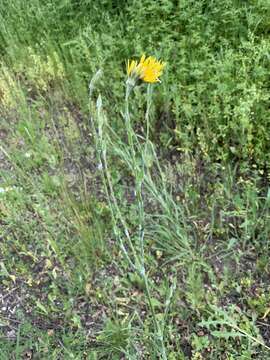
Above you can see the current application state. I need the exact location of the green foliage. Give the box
[97,318,133,358]
[1,0,270,359]
[199,305,269,358]
[1,1,270,166]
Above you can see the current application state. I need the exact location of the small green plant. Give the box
[97,318,132,358]
[199,305,270,355]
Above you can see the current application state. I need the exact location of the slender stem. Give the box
[145,83,153,144]
[125,83,137,166]
[142,273,167,360]
[228,322,270,351]
[125,83,145,262]
[90,95,138,270]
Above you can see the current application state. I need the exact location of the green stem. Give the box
[145,83,153,143]
[142,272,167,360]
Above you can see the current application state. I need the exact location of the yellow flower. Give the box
[127,54,166,83]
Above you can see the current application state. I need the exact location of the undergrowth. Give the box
[0,1,270,359]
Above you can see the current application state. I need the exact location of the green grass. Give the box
[1,0,270,359]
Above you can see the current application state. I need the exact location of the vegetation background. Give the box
[0,0,270,359]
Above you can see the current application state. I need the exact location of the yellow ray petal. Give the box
[127,55,166,83]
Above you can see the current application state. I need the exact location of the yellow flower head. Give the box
[127,54,166,83]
